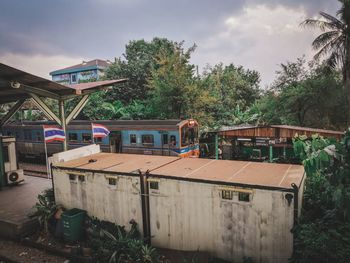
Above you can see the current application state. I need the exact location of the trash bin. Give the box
[62,208,86,242]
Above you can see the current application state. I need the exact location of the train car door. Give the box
[161,133,169,156]
[109,132,122,153]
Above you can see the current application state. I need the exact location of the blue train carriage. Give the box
[112,119,200,157]
[1,119,200,159]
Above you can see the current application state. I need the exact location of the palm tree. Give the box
[301,0,350,121]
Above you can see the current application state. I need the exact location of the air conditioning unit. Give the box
[7,169,24,185]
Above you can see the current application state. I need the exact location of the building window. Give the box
[71,73,77,84]
[142,135,154,146]
[82,133,92,143]
[130,134,136,144]
[222,190,234,200]
[149,181,159,190]
[69,174,76,181]
[69,133,78,142]
[108,178,117,185]
[78,175,85,182]
[238,192,250,202]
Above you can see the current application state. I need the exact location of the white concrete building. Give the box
[52,152,304,263]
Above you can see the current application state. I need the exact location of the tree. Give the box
[258,57,347,129]
[147,42,197,119]
[104,38,175,103]
[301,0,350,121]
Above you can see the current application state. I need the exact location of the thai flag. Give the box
[43,125,65,142]
[92,123,110,138]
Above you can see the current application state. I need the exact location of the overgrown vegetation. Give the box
[86,218,160,263]
[30,188,58,234]
[291,132,350,262]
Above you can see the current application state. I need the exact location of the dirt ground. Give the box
[0,239,67,263]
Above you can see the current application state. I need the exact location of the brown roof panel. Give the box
[54,153,179,174]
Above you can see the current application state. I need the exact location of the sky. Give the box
[0,0,340,86]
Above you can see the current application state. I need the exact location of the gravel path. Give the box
[0,239,67,263]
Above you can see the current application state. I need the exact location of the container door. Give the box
[161,133,169,156]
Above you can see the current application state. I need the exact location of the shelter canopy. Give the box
[0,63,126,104]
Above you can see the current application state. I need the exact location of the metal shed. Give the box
[52,152,304,263]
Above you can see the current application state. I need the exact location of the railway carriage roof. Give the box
[3,119,194,130]
[54,153,304,190]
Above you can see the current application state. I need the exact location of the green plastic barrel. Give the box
[62,208,86,242]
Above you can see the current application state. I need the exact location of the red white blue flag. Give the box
[92,123,110,138]
[43,125,65,142]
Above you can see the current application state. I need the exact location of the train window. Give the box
[162,134,168,145]
[95,137,102,143]
[36,132,42,141]
[181,127,188,146]
[142,135,154,146]
[78,175,85,182]
[170,135,176,146]
[24,130,32,140]
[15,132,20,139]
[82,133,92,143]
[69,133,78,142]
[130,134,136,144]
[238,192,250,202]
[7,131,13,136]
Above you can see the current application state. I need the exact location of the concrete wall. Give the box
[148,178,295,263]
[53,169,143,233]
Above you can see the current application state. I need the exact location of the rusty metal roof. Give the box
[54,153,304,190]
[151,158,304,189]
[54,153,180,174]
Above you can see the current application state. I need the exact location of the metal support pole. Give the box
[59,100,67,151]
[0,99,26,127]
[269,144,273,163]
[0,138,5,189]
[215,133,219,160]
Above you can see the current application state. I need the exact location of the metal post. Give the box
[269,144,273,163]
[0,138,5,189]
[59,100,67,151]
[215,133,219,160]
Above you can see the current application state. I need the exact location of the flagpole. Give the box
[43,126,50,179]
[91,123,95,144]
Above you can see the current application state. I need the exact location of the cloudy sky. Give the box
[0,0,340,86]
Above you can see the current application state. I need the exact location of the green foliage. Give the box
[258,57,347,129]
[105,38,176,103]
[291,131,350,262]
[86,218,160,263]
[29,188,58,234]
[148,41,197,119]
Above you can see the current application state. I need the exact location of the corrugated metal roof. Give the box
[54,153,304,190]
